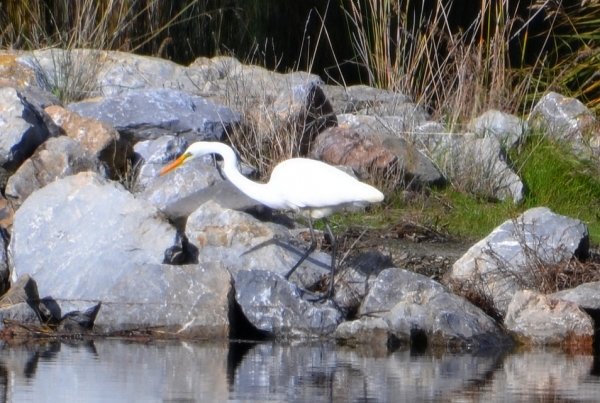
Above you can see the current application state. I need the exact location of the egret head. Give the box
[159,142,214,176]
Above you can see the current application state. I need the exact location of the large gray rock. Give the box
[216,66,336,156]
[468,109,524,148]
[235,270,343,338]
[529,92,597,142]
[333,250,394,315]
[8,172,232,336]
[551,281,600,310]
[16,49,104,100]
[337,268,511,349]
[68,88,240,143]
[45,105,132,179]
[504,290,594,347]
[323,84,414,116]
[0,87,58,175]
[311,127,443,189]
[422,133,524,203]
[5,136,107,209]
[185,201,330,288]
[95,51,204,96]
[446,207,589,316]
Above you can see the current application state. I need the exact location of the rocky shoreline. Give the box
[0,49,599,351]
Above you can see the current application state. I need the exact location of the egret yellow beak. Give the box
[159,153,189,176]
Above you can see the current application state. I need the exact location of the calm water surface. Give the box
[0,339,598,402]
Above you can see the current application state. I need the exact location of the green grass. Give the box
[511,135,600,242]
[328,134,600,247]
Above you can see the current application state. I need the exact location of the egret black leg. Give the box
[323,218,336,298]
[284,216,317,280]
[307,218,336,301]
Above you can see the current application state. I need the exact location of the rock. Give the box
[337,268,511,349]
[468,109,524,148]
[333,251,394,315]
[360,268,446,314]
[220,66,336,156]
[0,303,42,332]
[0,87,59,180]
[504,290,594,348]
[45,105,132,178]
[57,303,101,333]
[0,53,38,87]
[551,281,600,310]
[446,207,589,316]
[16,49,105,101]
[323,84,413,115]
[335,316,392,345]
[185,201,330,289]
[89,261,232,337]
[234,270,343,338]
[95,51,202,96]
[9,172,179,286]
[160,180,271,231]
[311,127,443,189]
[423,133,524,203]
[0,274,39,308]
[8,172,231,336]
[0,194,14,232]
[68,88,240,144]
[529,92,597,142]
[5,136,108,209]
[134,135,189,189]
[15,85,62,110]
[0,274,42,330]
[337,112,428,137]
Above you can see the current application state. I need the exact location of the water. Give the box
[0,339,598,402]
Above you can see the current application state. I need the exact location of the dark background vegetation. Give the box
[0,1,588,84]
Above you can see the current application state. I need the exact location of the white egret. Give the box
[159,141,384,299]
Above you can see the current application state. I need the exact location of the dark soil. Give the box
[335,223,473,281]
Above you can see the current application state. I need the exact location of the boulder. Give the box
[45,105,132,178]
[14,85,62,110]
[311,127,443,189]
[8,172,232,336]
[234,270,343,338]
[337,268,511,349]
[5,136,107,209]
[217,66,336,156]
[333,250,394,315]
[529,92,597,142]
[323,84,414,116]
[504,290,594,348]
[468,109,524,148]
[551,281,600,310]
[68,88,240,144]
[0,275,40,330]
[0,53,39,87]
[95,51,202,96]
[446,207,589,316]
[422,133,524,203]
[185,201,330,288]
[16,49,104,101]
[0,87,59,179]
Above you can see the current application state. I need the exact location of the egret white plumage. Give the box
[159,141,384,299]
